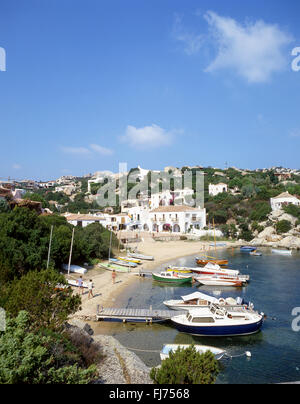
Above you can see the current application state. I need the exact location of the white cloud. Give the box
[12,164,21,170]
[89,144,114,156]
[172,14,204,56]
[204,11,293,83]
[290,129,300,138]
[121,124,173,149]
[61,144,113,156]
[173,11,293,83]
[61,146,91,155]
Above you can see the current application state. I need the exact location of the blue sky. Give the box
[1,0,300,180]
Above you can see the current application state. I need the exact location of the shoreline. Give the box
[70,238,241,321]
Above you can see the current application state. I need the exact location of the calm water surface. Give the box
[92,248,300,384]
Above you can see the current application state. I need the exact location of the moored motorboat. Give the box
[272,249,292,255]
[240,246,257,252]
[195,256,229,266]
[192,262,239,276]
[160,344,226,361]
[166,266,193,274]
[152,271,193,285]
[164,291,251,311]
[171,304,264,336]
[195,274,248,287]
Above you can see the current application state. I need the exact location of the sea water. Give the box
[92,248,300,384]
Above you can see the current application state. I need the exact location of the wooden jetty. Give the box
[96,306,185,323]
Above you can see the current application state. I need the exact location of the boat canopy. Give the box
[204,262,221,270]
[181,291,219,304]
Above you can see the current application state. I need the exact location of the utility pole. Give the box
[47,225,54,269]
[67,227,75,276]
[108,230,112,261]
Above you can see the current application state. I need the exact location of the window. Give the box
[191,317,215,323]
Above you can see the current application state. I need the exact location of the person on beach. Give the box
[88,279,94,299]
[77,276,84,295]
[112,270,116,284]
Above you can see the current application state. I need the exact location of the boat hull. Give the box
[196,259,228,267]
[152,274,193,284]
[171,318,263,337]
[160,344,226,361]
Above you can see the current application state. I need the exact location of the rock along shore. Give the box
[68,318,153,384]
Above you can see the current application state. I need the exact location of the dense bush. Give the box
[276,220,292,234]
[0,311,98,384]
[150,346,219,384]
[0,207,118,282]
[0,269,81,330]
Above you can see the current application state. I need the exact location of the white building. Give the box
[64,213,107,228]
[209,183,228,196]
[270,192,300,211]
[149,205,206,233]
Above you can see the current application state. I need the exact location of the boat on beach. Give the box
[171,304,264,336]
[152,271,194,285]
[127,252,154,261]
[118,256,142,264]
[98,262,131,273]
[109,258,137,268]
[160,344,226,361]
[163,291,250,311]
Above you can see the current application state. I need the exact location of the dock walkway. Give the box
[96,306,185,323]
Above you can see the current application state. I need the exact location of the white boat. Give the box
[272,249,292,255]
[127,252,154,261]
[190,263,240,277]
[160,344,226,361]
[250,251,262,256]
[195,274,248,287]
[67,279,88,288]
[171,304,264,336]
[163,291,248,311]
[62,264,87,274]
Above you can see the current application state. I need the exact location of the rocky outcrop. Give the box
[249,209,300,249]
[68,319,153,384]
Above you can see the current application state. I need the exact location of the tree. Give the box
[0,269,81,330]
[0,199,9,213]
[150,346,219,384]
[0,311,97,384]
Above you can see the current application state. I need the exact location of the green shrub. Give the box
[0,311,98,384]
[150,346,219,384]
[275,220,292,234]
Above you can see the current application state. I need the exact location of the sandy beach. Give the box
[69,234,240,321]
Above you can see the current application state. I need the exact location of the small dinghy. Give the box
[272,249,292,255]
[160,344,226,361]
